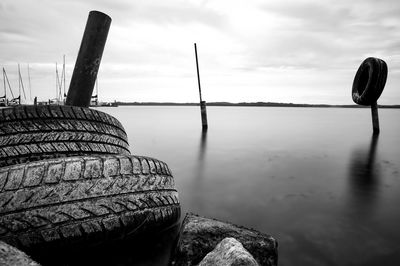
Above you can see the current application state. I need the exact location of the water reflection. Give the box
[348,134,380,214]
[198,129,207,161]
[190,130,208,212]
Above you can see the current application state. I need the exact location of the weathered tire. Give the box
[0,155,180,251]
[352,57,388,106]
[0,105,130,167]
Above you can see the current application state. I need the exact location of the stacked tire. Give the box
[0,105,180,253]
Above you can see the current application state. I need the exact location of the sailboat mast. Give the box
[56,62,60,102]
[18,64,21,98]
[3,68,14,98]
[18,64,27,101]
[56,63,57,100]
[2,68,6,99]
[27,64,32,100]
[63,55,66,98]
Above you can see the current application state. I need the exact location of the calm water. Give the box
[99,106,400,266]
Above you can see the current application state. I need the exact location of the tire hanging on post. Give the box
[352,57,387,106]
[352,57,388,134]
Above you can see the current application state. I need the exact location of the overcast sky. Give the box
[1,0,399,104]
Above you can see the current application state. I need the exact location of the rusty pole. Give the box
[194,43,208,131]
[66,11,111,107]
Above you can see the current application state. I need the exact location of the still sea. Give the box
[99,106,400,266]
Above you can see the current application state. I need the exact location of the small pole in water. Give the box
[371,101,380,134]
[194,43,208,131]
[66,11,111,107]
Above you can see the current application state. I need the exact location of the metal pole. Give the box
[371,101,380,134]
[66,11,111,107]
[194,43,208,130]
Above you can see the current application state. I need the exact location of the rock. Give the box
[171,213,278,266]
[198,237,258,266]
[0,241,40,266]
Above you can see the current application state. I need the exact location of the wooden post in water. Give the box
[66,11,111,107]
[194,43,208,131]
[371,102,380,134]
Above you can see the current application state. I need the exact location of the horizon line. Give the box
[109,101,400,108]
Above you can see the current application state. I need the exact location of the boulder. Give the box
[0,241,40,266]
[198,237,258,266]
[171,213,278,266]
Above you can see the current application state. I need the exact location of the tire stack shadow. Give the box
[0,105,181,265]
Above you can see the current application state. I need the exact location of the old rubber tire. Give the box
[0,105,130,167]
[0,155,180,251]
[352,57,388,106]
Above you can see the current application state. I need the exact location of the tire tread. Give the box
[0,106,130,167]
[0,155,178,249]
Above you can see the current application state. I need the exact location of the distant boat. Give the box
[48,98,63,105]
[90,78,118,107]
[90,78,98,106]
[24,63,34,105]
[0,96,6,107]
[9,95,20,106]
[0,68,7,107]
[17,64,27,105]
[1,64,36,106]
[1,67,23,106]
[49,56,66,105]
[99,101,118,107]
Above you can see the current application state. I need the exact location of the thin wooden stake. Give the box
[194,43,208,130]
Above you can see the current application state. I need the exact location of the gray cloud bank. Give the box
[0,0,399,104]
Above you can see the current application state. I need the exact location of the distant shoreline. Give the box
[114,102,400,108]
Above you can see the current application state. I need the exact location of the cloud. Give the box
[0,0,398,104]
[262,1,354,31]
[247,1,398,68]
[53,0,225,27]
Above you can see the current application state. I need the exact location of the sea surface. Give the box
[99,106,400,266]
